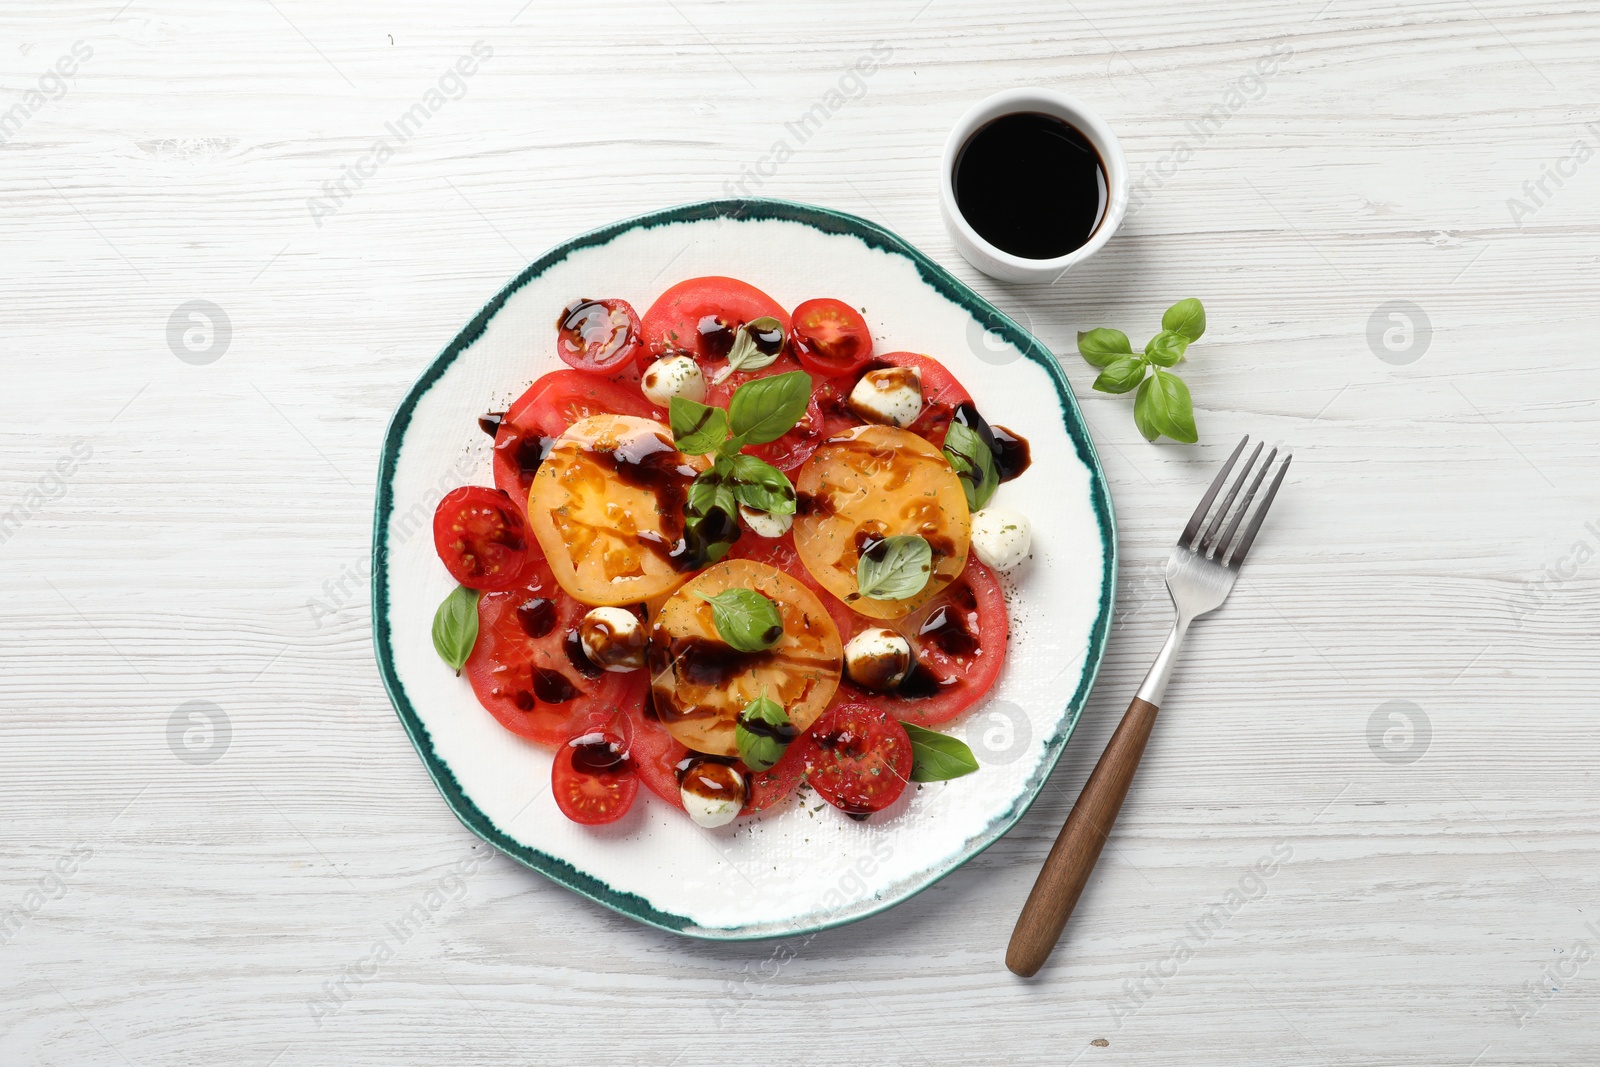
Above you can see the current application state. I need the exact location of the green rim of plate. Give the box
[371,197,1117,940]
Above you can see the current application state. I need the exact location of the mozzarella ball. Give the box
[679,759,746,828]
[846,366,923,428]
[640,355,707,408]
[739,504,792,539]
[970,508,1031,571]
[578,606,647,672]
[843,627,912,691]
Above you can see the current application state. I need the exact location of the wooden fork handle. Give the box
[1006,696,1161,977]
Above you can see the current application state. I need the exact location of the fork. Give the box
[1006,436,1292,978]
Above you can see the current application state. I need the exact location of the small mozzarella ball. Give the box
[739,504,792,539]
[844,627,913,691]
[846,366,923,428]
[679,759,746,828]
[579,606,647,672]
[640,355,707,407]
[970,508,1031,571]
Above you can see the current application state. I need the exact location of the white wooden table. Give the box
[4,2,1596,1063]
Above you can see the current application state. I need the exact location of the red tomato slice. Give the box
[704,355,821,473]
[836,560,1009,727]
[800,703,913,818]
[623,697,690,810]
[493,371,662,510]
[552,735,639,825]
[432,486,534,592]
[743,729,812,813]
[865,352,972,447]
[556,298,642,375]
[640,276,790,364]
[464,559,648,746]
[791,298,873,377]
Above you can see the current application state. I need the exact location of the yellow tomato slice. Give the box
[526,414,709,607]
[793,424,971,620]
[648,559,842,757]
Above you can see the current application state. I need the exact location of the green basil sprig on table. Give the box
[736,693,797,772]
[942,420,1000,512]
[1077,298,1206,444]
[668,370,810,566]
[901,721,979,782]
[857,534,933,601]
[431,584,480,675]
[698,588,784,653]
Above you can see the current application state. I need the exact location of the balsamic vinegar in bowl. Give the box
[952,112,1108,261]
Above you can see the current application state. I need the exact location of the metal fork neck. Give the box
[1134,616,1191,707]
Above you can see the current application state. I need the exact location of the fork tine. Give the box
[1179,436,1248,548]
[1225,454,1291,567]
[1199,442,1263,554]
[1216,447,1277,562]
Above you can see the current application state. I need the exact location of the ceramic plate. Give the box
[372,199,1115,940]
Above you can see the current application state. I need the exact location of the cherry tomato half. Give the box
[801,703,913,818]
[552,733,639,825]
[790,298,873,377]
[834,560,1009,727]
[493,371,662,510]
[556,298,642,376]
[639,277,790,364]
[432,486,534,592]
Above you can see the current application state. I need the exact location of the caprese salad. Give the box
[428,277,1034,829]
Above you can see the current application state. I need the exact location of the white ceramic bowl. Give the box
[939,88,1129,285]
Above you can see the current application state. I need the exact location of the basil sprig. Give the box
[736,694,796,771]
[1077,298,1205,444]
[857,534,933,601]
[431,584,481,675]
[698,588,783,652]
[669,371,810,565]
[943,420,999,512]
[901,721,979,782]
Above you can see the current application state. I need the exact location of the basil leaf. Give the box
[1149,369,1198,443]
[681,470,740,567]
[698,588,784,652]
[669,397,728,454]
[1092,355,1147,395]
[723,453,796,515]
[431,585,480,675]
[711,322,783,383]
[1161,298,1206,342]
[735,694,796,772]
[942,420,999,511]
[857,534,932,601]
[1133,370,1198,443]
[1144,331,1189,367]
[1076,328,1133,367]
[727,370,812,446]
[901,721,979,782]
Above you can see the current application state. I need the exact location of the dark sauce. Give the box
[918,603,979,657]
[532,667,577,704]
[953,112,1107,260]
[749,319,785,355]
[516,597,557,639]
[896,661,956,700]
[854,526,886,559]
[667,637,769,688]
[697,315,736,359]
[479,411,505,437]
[990,425,1032,482]
[570,737,629,776]
[796,491,834,518]
[563,630,603,678]
[494,430,556,492]
[513,689,535,711]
